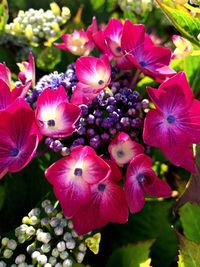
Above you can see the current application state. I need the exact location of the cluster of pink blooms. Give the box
[0,18,200,235]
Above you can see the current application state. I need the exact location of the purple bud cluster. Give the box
[26,63,78,105]
[73,79,149,151]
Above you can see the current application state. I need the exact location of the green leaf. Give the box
[103,200,178,267]
[155,0,200,47]
[36,46,61,71]
[175,144,200,210]
[106,240,154,267]
[0,0,8,34]
[184,55,200,95]
[178,234,200,267]
[179,203,200,243]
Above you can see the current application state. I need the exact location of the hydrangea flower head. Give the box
[45,146,111,217]
[121,19,176,82]
[125,154,172,213]
[71,55,111,105]
[108,132,144,166]
[0,99,40,179]
[143,72,200,172]
[35,85,81,138]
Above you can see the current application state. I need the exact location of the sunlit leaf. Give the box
[155,0,200,47]
[106,240,154,267]
[184,55,200,96]
[179,203,200,243]
[36,46,61,71]
[177,233,200,267]
[0,0,8,34]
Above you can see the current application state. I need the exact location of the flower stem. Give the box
[130,69,141,88]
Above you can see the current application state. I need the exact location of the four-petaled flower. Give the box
[0,99,40,179]
[143,72,200,173]
[125,154,172,213]
[35,85,81,138]
[71,55,111,105]
[121,19,176,82]
[108,132,144,167]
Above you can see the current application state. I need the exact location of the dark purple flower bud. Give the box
[50,140,62,152]
[106,105,115,113]
[61,147,70,156]
[79,104,89,116]
[101,133,110,141]
[109,128,117,135]
[101,118,113,128]
[93,109,103,117]
[142,99,149,109]
[79,118,87,126]
[95,118,102,126]
[45,137,54,146]
[87,114,95,124]
[108,96,117,105]
[120,117,130,127]
[87,128,96,137]
[90,135,100,148]
[128,108,136,116]
[77,126,86,135]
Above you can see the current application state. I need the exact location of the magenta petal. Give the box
[115,55,133,70]
[8,135,39,172]
[104,159,122,183]
[124,178,145,213]
[73,178,128,235]
[11,80,32,100]
[0,63,11,86]
[71,82,101,105]
[144,177,172,197]
[92,30,112,57]
[0,79,12,110]
[54,181,91,218]
[121,20,145,58]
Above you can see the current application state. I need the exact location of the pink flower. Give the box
[0,63,12,87]
[35,85,81,138]
[121,19,176,82]
[55,29,94,56]
[45,146,111,217]
[17,52,35,87]
[143,72,200,172]
[72,159,128,235]
[0,79,31,111]
[71,55,111,105]
[125,154,172,213]
[0,99,40,179]
[108,132,144,167]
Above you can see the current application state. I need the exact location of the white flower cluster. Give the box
[0,199,91,266]
[118,0,153,15]
[5,3,70,45]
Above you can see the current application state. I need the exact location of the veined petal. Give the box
[0,79,12,110]
[121,20,145,60]
[73,177,128,235]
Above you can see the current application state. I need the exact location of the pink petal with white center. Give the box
[76,55,111,89]
[36,86,81,137]
[0,63,12,87]
[71,82,100,105]
[72,176,128,235]
[18,52,35,86]
[108,132,144,166]
[45,146,110,217]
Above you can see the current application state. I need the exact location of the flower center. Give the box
[167,115,175,124]
[116,150,124,158]
[10,148,19,157]
[98,183,106,192]
[98,80,104,85]
[74,168,83,176]
[140,61,146,67]
[136,173,145,183]
[47,119,55,127]
[115,46,122,53]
